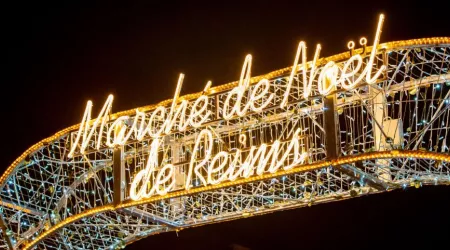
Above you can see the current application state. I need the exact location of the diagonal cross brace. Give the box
[335,162,389,191]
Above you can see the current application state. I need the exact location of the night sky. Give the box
[3,1,449,250]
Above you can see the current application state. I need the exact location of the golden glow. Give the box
[5,25,450,248]
[68,95,113,158]
[347,41,355,50]
[318,61,339,95]
[189,93,211,128]
[283,14,387,99]
[22,150,450,250]
[57,34,449,160]
[163,73,186,134]
[359,37,367,46]
[131,127,307,199]
[284,41,307,106]
[239,133,247,146]
[222,55,274,120]
[129,139,176,200]
[203,80,212,92]
[1,36,448,187]
[69,14,388,158]
[364,14,386,84]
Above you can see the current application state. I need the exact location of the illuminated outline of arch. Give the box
[0,37,449,250]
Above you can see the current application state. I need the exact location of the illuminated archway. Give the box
[0,29,449,249]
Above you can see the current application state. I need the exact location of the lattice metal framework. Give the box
[0,37,449,250]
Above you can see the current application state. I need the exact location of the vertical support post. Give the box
[113,146,124,205]
[372,89,395,182]
[170,140,183,220]
[323,91,340,159]
[372,90,386,152]
[172,143,184,189]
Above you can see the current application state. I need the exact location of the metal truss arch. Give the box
[20,150,450,250]
[0,37,449,250]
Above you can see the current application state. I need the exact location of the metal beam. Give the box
[322,84,389,190]
[323,87,339,159]
[340,163,389,191]
[113,146,125,205]
[121,208,179,228]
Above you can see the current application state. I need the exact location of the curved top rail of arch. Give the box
[1,35,450,250]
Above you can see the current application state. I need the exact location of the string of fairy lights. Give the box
[0,37,449,250]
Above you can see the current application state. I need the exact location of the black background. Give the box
[2,1,449,249]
